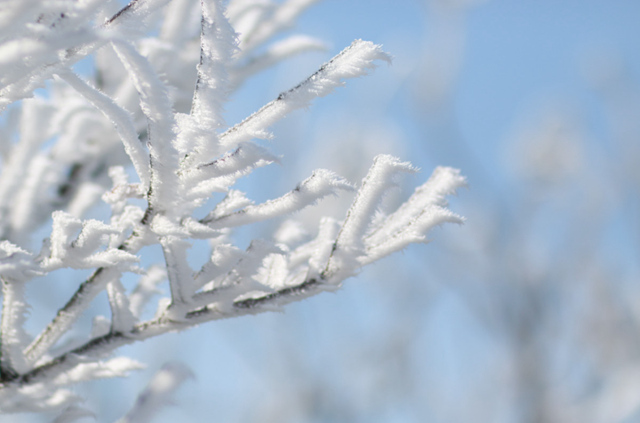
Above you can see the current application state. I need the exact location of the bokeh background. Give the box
[10,0,640,421]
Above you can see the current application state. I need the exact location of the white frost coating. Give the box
[365,166,466,249]
[150,214,188,238]
[160,236,194,306]
[205,190,253,221]
[48,211,83,266]
[90,315,111,339]
[255,252,290,289]
[294,217,340,277]
[205,169,353,228]
[0,386,79,413]
[111,41,180,212]
[0,28,102,110]
[0,0,176,111]
[182,142,279,203]
[58,71,151,187]
[334,155,416,252]
[116,362,193,423]
[356,167,466,263]
[22,269,121,370]
[180,217,223,239]
[0,0,465,415]
[191,240,280,311]
[222,241,281,291]
[107,278,136,332]
[45,211,139,270]
[0,0,104,92]
[51,357,145,387]
[187,0,238,163]
[0,258,32,383]
[232,239,282,286]
[194,142,279,179]
[104,167,137,210]
[0,39,59,88]
[188,160,276,200]
[1,276,30,374]
[220,39,391,148]
[0,98,53,242]
[194,243,245,290]
[362,207,464,265]
[0,241,38,281]
[103,0,175,35]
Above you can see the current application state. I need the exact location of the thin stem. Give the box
[23,221,151,368]
[5,276,326,387]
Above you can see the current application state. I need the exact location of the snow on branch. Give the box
[186,0,238,163]
[202,169,353,228]
[332,155,417,253]
[219,39,392,149]
[111,40,180,212]
[362,166,467,264]
[0,0,465,418]
[57,71,151,188]
[104,0,174,30]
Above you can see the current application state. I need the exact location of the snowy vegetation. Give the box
[0,0,464,418]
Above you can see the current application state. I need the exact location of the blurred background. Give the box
[11,0,640,421]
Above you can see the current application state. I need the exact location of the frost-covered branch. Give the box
[0,0,465,418]
[219,39,391,149]
[57,71,150,188]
